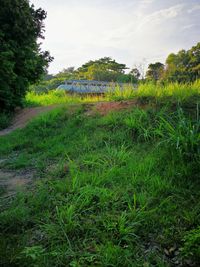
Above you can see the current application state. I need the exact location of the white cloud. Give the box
[31,0,200,73]
[135,4,184,32]
[181,24,195,30]
[188,4,200,13]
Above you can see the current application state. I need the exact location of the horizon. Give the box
[31,0,200,74]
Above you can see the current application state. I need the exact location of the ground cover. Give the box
[0,97,200,266]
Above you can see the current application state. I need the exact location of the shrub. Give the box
[0,112,11,130]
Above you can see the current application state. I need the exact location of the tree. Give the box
[0,0,53,111]
[188,44,200,80]
[56,67,75,79]
[76,57,128,82]
[129,68,141,80]
[133,59,147,80]
[146,62,165,81]
[164,42,200,82]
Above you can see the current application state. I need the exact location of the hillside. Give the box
[0,92,200,266]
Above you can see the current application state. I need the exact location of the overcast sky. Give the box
[31,0,200,74]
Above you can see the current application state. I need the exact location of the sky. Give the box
[31,0,200,74]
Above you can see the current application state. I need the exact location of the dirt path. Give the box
[0,105,57,136]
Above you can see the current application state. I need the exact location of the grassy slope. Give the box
[0,101,200,267]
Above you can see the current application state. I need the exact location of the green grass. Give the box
[107,80,200,102]
[25,90,107,107]
[0,101,200,266]
[24,80,200,108]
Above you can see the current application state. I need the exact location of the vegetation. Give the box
[28,42,200,100]
[146,62,165,81]
[75,57,137,83]
[0,112,12,130]
[25,80,200,107]
[164,43,200,83]
[0,92,200,266]
[146,42,200,83]
[25,90,106,107]
[0,0,52,112]
[0,2,200,265]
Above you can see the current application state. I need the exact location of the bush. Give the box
[0,112,11,130]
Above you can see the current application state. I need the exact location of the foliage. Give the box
[0,0,52,112]
[164,42,200,83]
[124,106,200,161]
[0,99,200,266]
[146,62,165,81]
[0,112,12,130]
[75,57,137,83]
[25,90,106,106]
[181,227,200,260]
[55,67,75,79]
[29,77,66,93]
[157,107,200,160]
[136,79,200,101]
[25,80,200,108]
[129,68,141,79]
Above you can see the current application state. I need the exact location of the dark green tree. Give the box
[76,57,128,82]
[146,62,165,81]
[129,68,141,80]
[165,42,200,82]
[0,0,53,111]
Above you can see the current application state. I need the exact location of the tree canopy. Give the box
[0,0,52,111]
[75,57,137,83]
[146,62,165,81]
[164,43,200,82]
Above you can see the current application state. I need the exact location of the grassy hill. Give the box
[0,82,200,266]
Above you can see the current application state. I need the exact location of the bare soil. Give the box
[94,100,137,115]
[85,100,138,116]
[0,169,34,197]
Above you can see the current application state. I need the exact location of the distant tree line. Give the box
[55,57,139,84]
[146,42,200,83]
[51,42,200,86]
[31,42,200,94]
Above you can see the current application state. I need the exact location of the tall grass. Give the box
[25,90,107,107]
[107,80,200,102]
[106,84,137,100]
[137,80,200,101]
[25,80,200,107]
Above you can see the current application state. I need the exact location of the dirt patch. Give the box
[88,100,138,116]
[0,105,57,136]
[0,169,34,197]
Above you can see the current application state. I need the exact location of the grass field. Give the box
[0,80,200,266]
[25,80,200,107]
[0,88,200,266]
